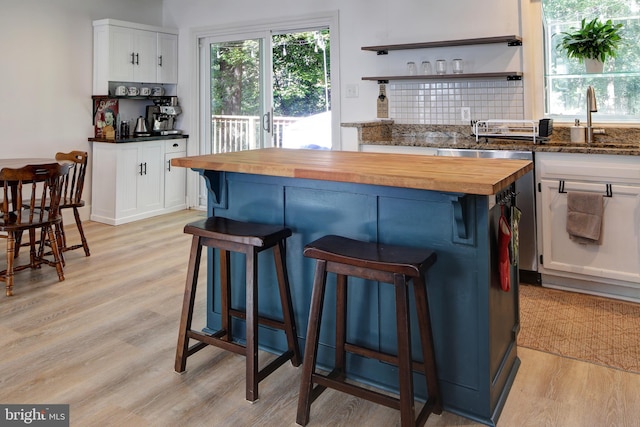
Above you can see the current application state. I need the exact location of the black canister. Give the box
[120,121,129,138]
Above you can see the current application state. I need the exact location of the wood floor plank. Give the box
[1,209,639,426]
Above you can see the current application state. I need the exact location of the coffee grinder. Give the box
[146,97,183,136]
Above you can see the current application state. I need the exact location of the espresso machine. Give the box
[146,97,183,135]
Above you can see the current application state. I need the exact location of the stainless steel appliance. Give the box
[436,148,539,283]
[146,97,183,136]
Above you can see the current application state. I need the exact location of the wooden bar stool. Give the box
[296,235,442,427]
[175,216,301,402]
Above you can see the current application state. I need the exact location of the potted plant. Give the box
[557,17,623,73]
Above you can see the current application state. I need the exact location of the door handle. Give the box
[143,162,147,175]
[139,163,144,176]
[158,55,163,67]
[262,111,272,133]
[167,160,171,171]
[135,53,139,65]
[131,53,135,65]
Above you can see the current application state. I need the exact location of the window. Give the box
[543,0,640,122]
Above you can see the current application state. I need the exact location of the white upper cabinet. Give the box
[157,32,178,84]
[93,19,178,94]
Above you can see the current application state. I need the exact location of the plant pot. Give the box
[584,58,604,73]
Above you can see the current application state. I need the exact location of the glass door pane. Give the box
[274,29,332,150]
[204,37,270,154]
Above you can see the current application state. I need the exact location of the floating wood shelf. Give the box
[362,35,523,55]
[362,72,523,83]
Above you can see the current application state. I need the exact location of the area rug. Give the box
[518,284,640,373]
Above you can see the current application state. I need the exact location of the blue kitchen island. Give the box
[172,148,533,426]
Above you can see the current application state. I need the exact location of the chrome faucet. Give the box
[586,85,597,144]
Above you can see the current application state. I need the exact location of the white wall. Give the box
[0,0,163,215]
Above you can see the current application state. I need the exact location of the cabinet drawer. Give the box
[165,139,186,153]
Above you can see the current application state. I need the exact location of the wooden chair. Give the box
[0,163,71,296]
[296,235,442,427]
[54,151,90,256]
[175,216,301,402]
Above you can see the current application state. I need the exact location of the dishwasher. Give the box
[436,148,539,283]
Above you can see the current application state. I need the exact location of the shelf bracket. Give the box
[508,40,523,46]
[376,50,388,55]
[377,79,389,84]
[507,75,522,81]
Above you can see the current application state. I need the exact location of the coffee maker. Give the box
[146,97,182,135]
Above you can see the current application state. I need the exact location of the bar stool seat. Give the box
[296,235,442,427]
[175,216,301,402]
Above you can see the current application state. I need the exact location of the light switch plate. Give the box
[346,84,359,98]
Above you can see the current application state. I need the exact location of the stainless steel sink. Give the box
[436,148,532,160]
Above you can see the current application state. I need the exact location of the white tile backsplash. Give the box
[388,79,524,124]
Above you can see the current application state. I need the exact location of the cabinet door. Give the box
[164,151,186,208]
[138,141,165,213]
[539,179,640,283]
[115,143,142,218]
[134,29,158,83]
[157,33,178,84]
[109,26,135,82]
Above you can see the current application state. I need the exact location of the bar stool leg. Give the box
[394,273,415,427]
[273,241,301,366]
[175,236,203,372]
[245,248,259,402]
[220,249,232,342]
[413,276,443,415]
[335,273,347,378]
[296,259,329,426]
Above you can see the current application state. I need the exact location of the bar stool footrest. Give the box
[312,372,401,410]
[228,308,289,332]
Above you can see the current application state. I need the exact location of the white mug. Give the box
[152,86,165,96]
[127,86,139,96]
[140,87,152,96]
[115,86,127,96]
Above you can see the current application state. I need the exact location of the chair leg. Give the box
[335,273,347,378]
[413,276,442,415]
[175,236,203,373]
[273,241,301,366]
[5,232,15,296]
[47,226,65,282]
[394,273,415,427]
[53,223,66,267]
[296,259,329,426]
[73,207,91,256]
[220,249,232,342]
[245,248,259,402]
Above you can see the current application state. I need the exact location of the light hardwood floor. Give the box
[1,209,639,426]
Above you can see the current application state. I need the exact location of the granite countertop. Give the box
[88,134,188,143]
[342,121,640,156]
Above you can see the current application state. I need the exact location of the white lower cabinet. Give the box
[536,152,640,301]
[164,140,187,209]
[91,139,187,225]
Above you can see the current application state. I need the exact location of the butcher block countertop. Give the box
[171,147,532,195]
